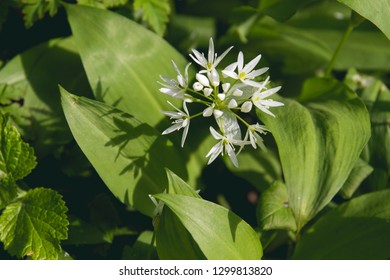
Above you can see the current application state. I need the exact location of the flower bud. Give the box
[241,101,253,113]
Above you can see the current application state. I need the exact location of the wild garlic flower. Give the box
[158,38,284,167]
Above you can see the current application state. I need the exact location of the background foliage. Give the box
[0,0,389,259]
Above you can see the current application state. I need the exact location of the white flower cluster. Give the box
[159,38,283,167]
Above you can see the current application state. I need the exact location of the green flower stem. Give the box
[324,21,354,77]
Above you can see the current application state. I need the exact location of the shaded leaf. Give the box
[0,37,93,157]
[166,168,200,198]
[340,158,373,199]
[155,193,262,260]
[259,0,318,22]
[337,0,390,41]
[122,231,158,260]
[257,181,297,231]
[258,77,371,231]
[293,189,390,259]
[60,87,187,217]
[0,188,68,259]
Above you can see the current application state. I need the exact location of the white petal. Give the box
[222,83,231,93]
[225,143,239,167]
[208,38,215,64]
[203,106,213,117]
[217,93,226,101]
[196,73,210,87]
[237,52,244,72]
[261,99,284,107]
[232,88,243,97]
[242,79,263,88]
[228,99,238,108]
[206,141,223,165]
[190,49,207,67]
[253,103,276,117]
[243,54,261,73]
[258,86,282,99]
[241,101,253,113]
[208,69,220,87]
[222,70,238,79]
[209,126,223,140]
[203,87,213,97]
[181,120,190,147]
[223,62,238,73]
[213,109,224,118]
[162,123,183,135]
[246,67,268,79]
[214,46,234,67]
[193,82,203,91]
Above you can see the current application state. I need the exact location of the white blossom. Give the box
[161,101,190,147]
[159,61,191,98]
[190,38,233,73]
[222,52,268,87]
[252,86,283,117]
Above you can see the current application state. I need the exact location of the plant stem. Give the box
[324,22,354,77]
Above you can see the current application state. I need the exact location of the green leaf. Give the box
[65,216,107,245]
[64,3,184,127]
[0,37,92,157]
[258,77,371,231]
[0,115,36,208]
[134,0,171,36]
[0,115,36,181]
[60,87,187,217]
[0,188,68,260]
[77,0,128,9]
[339,158,373,199]
[257,181,297,231]
[155,193,263,260]
[122,231,158,260]
[337,0,390,41]
[293,189,390,259]
[20,0,60,28]
[259,0,317,21]
[166,169,200,198]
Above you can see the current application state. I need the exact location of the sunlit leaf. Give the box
[0,188,68,260]
[155,193,263,260]
[258,77,371,231]
[60,87,187,217]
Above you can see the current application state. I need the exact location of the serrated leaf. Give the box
[257,181,297,231]
[258,77,371,231]
[134,0,170,36]
[293,189,390,259]
[20,0,60,28]
[77,0,127,9]
[60,87,187,217]
[337,0,390,41]
[0,188,68,260]
[155,193,262,260]
[0,175,18,210]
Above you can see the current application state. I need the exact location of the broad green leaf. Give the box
[0,115,36,208]
[225,149,282,192]
[156,206,206,260]
[293,189,390,259]
[258,0,317,21]
[20,0,60,28]
[155,193,263,260]
[337,0,390,41]
[340,158,373,199]
[65,217,107,245]
[122,231,158,260]
[258,77,371,231]
[257,181,297,231]
[134,0,171,36]
[60,87,187,217]
[0,37,92,157]
[166,169,200,198]
[0,188,68,260]
[65,4,185,127]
